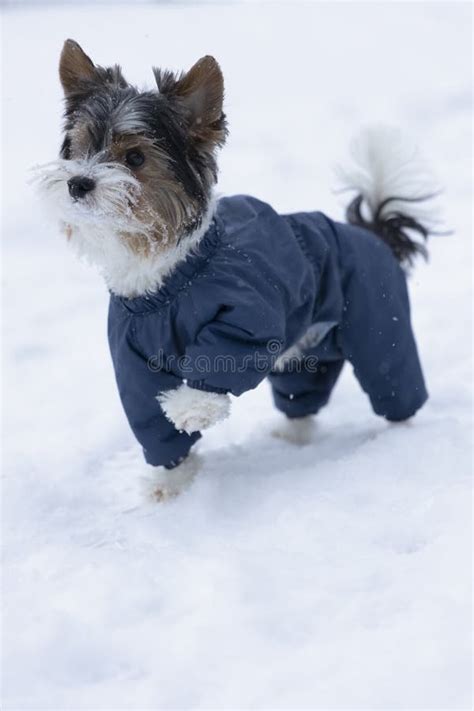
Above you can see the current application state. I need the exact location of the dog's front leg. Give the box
[143,451,201,502]
[157,384,231,435]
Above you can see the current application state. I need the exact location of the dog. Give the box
[35,40,443,499]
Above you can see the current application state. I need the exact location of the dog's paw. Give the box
[271,415,317,445]
[157,384,231,435]
[141,452,201,502]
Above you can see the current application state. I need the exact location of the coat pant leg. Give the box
[269,359,344,418]
[338,235,428,421]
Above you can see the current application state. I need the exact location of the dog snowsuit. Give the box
[108,195,428,468]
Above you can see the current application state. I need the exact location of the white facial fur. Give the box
[33,157,216,297]
[34,155,146,234]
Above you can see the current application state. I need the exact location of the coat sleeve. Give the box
[108,317,201,469]
[183,300,287,397]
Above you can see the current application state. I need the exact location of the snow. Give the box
[2,2,472,708]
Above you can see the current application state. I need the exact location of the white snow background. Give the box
[2,2,472,709]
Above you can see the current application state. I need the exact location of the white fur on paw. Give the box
[157,384,231,434]
[271,416,317,445]
[140,453,200,502]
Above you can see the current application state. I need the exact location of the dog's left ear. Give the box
[155,56,227,146]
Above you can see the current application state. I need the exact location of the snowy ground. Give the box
[2,2,472,709]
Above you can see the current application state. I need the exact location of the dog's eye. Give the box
[125,149,145,168]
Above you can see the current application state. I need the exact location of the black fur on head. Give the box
[58,39,228,244]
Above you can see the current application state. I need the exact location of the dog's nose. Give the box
[68,176,95,200]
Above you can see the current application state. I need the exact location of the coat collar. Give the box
[110,213,223,314]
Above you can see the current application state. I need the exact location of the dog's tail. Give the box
[336,125,444,267]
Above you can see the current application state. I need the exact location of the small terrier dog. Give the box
[36,40,443,499]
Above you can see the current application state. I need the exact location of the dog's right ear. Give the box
[59,39,97,95]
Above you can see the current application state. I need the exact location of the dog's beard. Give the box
[32,157,162,263]
[31,156,213,297]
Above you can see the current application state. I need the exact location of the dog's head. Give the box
[36,40,227,254]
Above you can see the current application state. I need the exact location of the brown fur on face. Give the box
[63,122,199,254]
[110,134,200,254]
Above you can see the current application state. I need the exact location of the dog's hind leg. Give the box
[336,226,428,421]
[269,359,344,420]
[271,415,317,446]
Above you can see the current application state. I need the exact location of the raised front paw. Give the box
[157,384,231,435]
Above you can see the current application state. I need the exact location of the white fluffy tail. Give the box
[335,125,445,266]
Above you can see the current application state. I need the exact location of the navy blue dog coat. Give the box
[108,195,427,468]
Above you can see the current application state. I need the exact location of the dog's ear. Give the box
[155,56,227,146]
[60,39,127,98]
[59,39,97,95]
